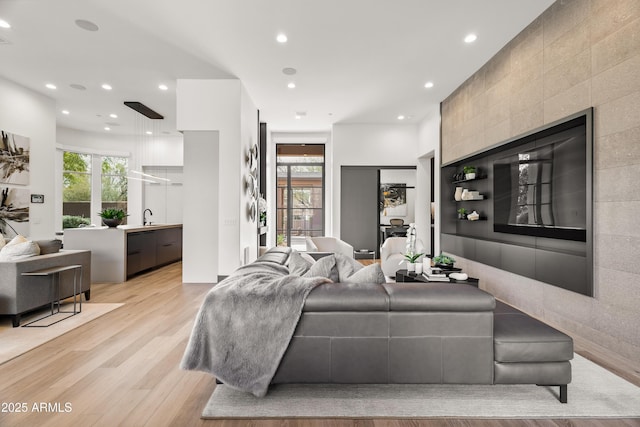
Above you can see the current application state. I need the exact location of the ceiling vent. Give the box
[0,37,10,45]
[124,102,164,119]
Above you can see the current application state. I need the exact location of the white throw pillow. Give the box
[342,263,386,285]
[0,235,40,261]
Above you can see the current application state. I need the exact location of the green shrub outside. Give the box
[62,215,91,229]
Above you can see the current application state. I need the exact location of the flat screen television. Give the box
[493,115,588,242]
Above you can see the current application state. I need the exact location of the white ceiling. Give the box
[0,0,554,135]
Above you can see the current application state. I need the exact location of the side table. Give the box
[395,269,479,287]
[21,264,83,327]
[354,249,376,262]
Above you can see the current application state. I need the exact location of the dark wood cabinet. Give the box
[156,227,183,266]
[126,226,182,277]
[127,231,157,276]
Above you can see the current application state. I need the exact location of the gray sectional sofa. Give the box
[197,247,573,402]
[262,247,574,402]
[0,250,92,327]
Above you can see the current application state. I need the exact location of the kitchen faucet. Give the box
[143,208,153,226]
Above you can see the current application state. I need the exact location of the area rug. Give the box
[0,303,124,365]
[202,354,640,419]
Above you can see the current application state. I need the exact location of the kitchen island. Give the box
[64,224,182,283]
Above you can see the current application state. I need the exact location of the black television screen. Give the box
[493,116,587,242]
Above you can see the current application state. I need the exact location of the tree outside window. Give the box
[62,152,91,228]
[101,156,128,223]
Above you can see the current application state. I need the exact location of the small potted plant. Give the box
[432,253,456,269]
[98,208,128,228]
[403,251,424,273]
[457,207,468,220]
[463,165,477,180]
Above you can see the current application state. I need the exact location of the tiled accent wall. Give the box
[441,0,640,363]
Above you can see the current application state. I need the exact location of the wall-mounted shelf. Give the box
[452,176,487,184]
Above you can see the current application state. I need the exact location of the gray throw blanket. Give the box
[180,262,329,397]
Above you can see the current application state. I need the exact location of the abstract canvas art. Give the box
[0,130,30,185]
[380,183,407,217]
[0,187,29,235]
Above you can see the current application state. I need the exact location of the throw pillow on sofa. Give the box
[342,263,386,284]
[0,235,41,261]
[303,254,339,282]
[288,250,314,276]
[334,253,363,281]
[35,239,62,255]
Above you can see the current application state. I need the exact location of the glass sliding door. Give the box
[276,144,324,250]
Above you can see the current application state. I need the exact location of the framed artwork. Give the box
[0,130,30,185]
[0,187,29,235]
[380,183,407,217]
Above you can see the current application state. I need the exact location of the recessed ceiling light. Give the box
[146,131,153,135]
[424,81,434,89]
[282,67,297,75]
[104,126,111,131]
[109,113,118,118]
[158,84,168,91]
[397,115,405,120]
[287,82,296,89]
[0,19,11,29]
[464,33,477,43]
[276,33,288,43]
[45,83,57,90]
[70,83,86,90]
[62,110,70,115]
[75,19,99,32]
[101,83,112,90]
[295,115,301,120]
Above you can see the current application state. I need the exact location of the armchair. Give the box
[305,236,354,258]
[380,236,407,278]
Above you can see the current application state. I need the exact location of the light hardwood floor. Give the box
[1,262,639,427]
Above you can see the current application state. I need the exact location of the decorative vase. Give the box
[102,218,122,228]
[406,262,415,273]
[461,188,470,200]
[454,187,463,201]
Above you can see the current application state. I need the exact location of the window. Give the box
[276,144,324,249]
[101,156,128,218]
[61,151,128,228]
[62,152,91,228]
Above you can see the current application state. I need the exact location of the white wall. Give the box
[0,76,56,239]
[177,78,258,281]
[240,84,259,265]
[417,105,441,256]
[331,123,418,238]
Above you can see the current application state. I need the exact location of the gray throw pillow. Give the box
[288,251,313,276]
[334,253,363,281]
[303,254,339,282]
[343,263,386,284]
[35,239,62,255]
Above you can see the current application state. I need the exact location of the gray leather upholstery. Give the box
[275,282,497,385]
[494,313,574,362]
[493,301,573,391]
[256,246,291,264]
[303,283,389,312]
[382,282,495,311]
